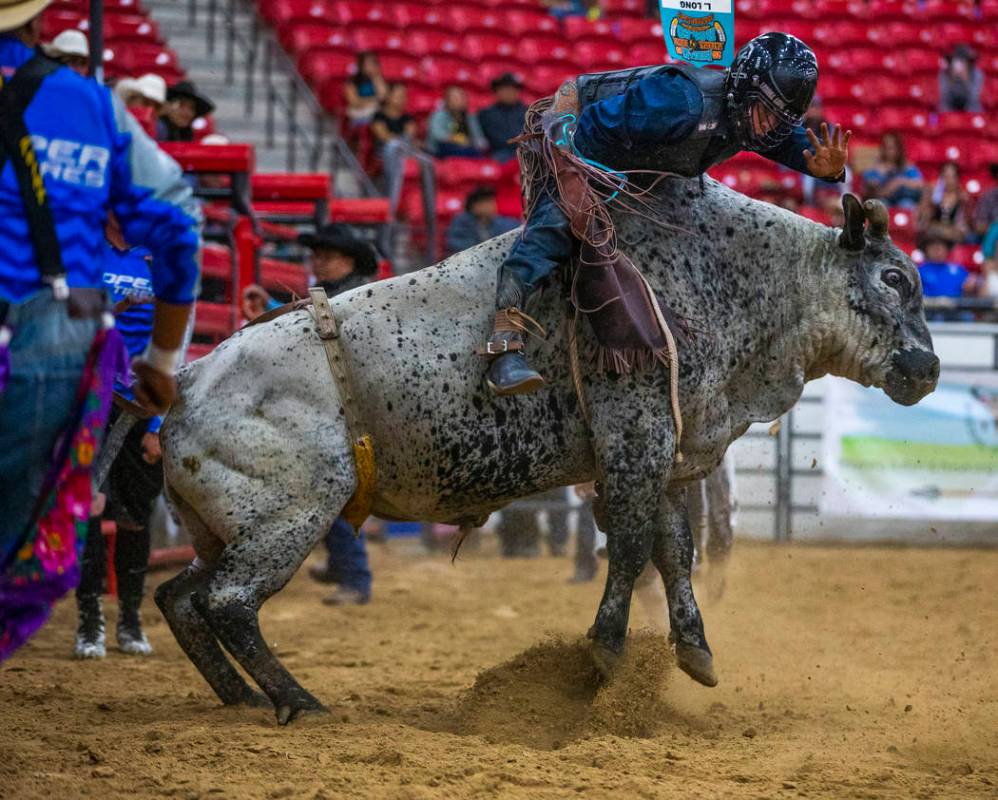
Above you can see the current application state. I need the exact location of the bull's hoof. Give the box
[590,640,620,679]
[675,642,718,687]
[275,696,329,725]
[238,690,272,709]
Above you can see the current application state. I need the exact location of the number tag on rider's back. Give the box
[660,0,735,68]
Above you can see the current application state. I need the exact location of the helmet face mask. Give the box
[727,33,818,152]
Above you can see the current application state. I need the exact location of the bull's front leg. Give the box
[586,406,673,677]
[651,487,717,687]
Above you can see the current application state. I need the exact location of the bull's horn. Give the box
[863,199,889,239]
[838,193,865,251]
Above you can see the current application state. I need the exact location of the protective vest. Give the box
[575,64,742,175]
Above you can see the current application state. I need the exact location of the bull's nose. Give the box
[894,349,940,385]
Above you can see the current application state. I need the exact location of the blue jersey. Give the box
[918,260,968,298]
[0,37,201,305]
[102,245,162,432]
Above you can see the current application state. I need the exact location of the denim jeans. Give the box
[323,516,372,596]
[500,189,573,300]
[0,290,99,565]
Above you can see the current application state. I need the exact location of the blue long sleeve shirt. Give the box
[102,245,162,433]
[574,70,829,178]
[0,37,201,305]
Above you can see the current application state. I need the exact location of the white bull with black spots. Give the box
[157,182,939,725]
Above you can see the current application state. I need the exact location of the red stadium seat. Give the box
[435,157,503,189]
[875,107,932,137]
[279,22,343,54]
[393,3,444,27]
[920,22,992,51]
[97,15,161,43]
[868,22,922,48]
[420,55,478,89]
[297,49,353,91]
[521,64,575,95]
[328,197,391,223]
[851,0,905,19]
[982,0,998,20]
[825,48,884,76]
[905,78,939,109]
[104,43,181,80]
[405,28,463,57]
[350,26,406,53]
[630,41,669,66]
[503,9,558,37]
[463,33,516,61]
[405,86,441,116]
[599,0,646,17]
[40,9,81,37]
[562,16,613,42]
[332,1,392,27]
[376,52,421,82]
[614,17,661,45]
[266,0,336,27]
[817,76,858,103]
[936,112,989,137]
[813,21,870,47]
[882,48,941,77]
[442,5,504,33]
[518,35,573,67]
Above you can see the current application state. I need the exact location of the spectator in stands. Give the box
[939,44,984,113]
[918,232,977,320]
[446,187,519,254]
[344,50,387,127]
[478,73,528,163]
[42,28,88,75]
[371,82,416,154]
[157,80,214,142]
[918,161,971,245]
[427,85,487,158]
[862,132,924,209]
[115,74,167,138]
[973,162,998,240]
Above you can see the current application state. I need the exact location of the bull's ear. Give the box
[838,193,866,251]
[863,199,889,239]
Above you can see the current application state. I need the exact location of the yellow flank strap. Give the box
[342,434,376,533]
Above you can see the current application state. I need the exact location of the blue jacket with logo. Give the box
[0,36,201,305]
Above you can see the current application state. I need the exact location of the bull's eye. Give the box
[881,269,909,300]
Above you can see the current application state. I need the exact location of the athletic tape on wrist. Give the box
[143,343,181,374]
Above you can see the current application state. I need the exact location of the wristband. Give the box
[142,343,181,374]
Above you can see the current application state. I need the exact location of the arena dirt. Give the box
[2,539,996,799]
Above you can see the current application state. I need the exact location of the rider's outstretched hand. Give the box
[803,122,851,180]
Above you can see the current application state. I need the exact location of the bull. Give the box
[157,183,938,724]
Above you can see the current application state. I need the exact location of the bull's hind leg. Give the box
[155,562,269,707]
[192,502,341,725]
[650,488,716,687]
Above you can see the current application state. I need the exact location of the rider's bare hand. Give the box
[132,359,177,415]
[803,122,851,180]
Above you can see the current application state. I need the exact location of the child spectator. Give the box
[862,132,924,209]
[918,161,971,245]
[42,28,88,75]
[427,85,487,158]
[370,82,416,154]
[344,51,387,127]
[938,44,984,113]
[918,233,976,320]
[157,80,214,142]
[478,73,527,163]
[445,186,519,254]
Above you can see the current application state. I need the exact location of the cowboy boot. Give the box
[482,308,546,396]
[74,593,106,659]
[116,595,152,655]
[114,526,153,656]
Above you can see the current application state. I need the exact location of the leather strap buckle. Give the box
[485,340,509,355]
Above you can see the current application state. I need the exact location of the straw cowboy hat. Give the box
[134,72,166,105]
[43,28,89,59]
[0,0,52,32]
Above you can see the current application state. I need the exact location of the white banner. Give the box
[821,374,998,520]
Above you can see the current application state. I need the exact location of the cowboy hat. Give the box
[43,28,89,58]
[490,72,523,92]
[298,224,378,277]
[166,80,215,117]
[0,0,51,33]
[134,72,166,105]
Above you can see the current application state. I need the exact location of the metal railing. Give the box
[193,0,377,190]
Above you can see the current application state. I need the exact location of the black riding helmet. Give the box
[726,32,818,151]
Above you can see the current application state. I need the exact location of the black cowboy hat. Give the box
[166,80,215,118]
[298,224,378,276]
[490,72,523,92]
